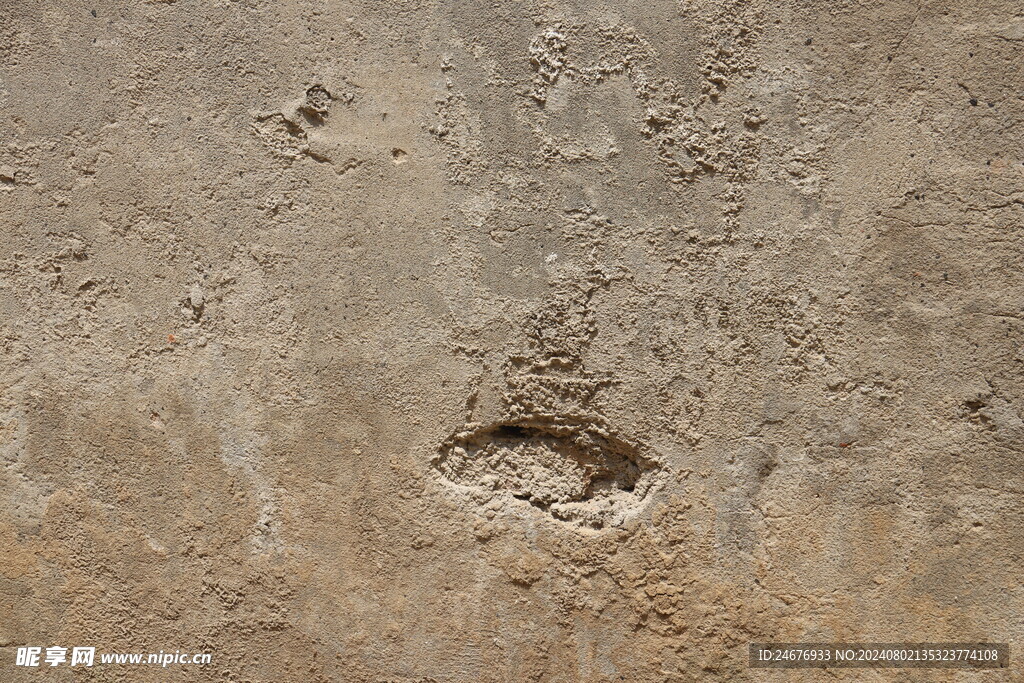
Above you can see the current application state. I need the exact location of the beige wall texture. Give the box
[1,0,1022,680]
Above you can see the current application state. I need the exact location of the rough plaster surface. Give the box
[1,0,1023,681]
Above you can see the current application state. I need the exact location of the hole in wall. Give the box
[434,416,663,529]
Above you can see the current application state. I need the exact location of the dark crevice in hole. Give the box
[493,424,531,439]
